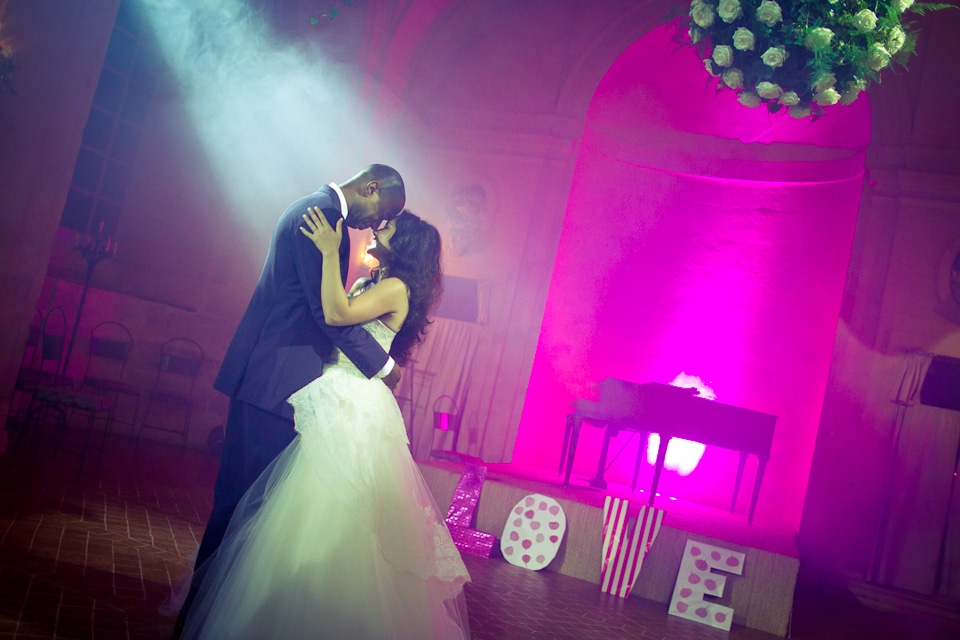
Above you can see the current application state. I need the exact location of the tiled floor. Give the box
[0,422,958,639]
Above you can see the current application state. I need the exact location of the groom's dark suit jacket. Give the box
[214,185,389,420]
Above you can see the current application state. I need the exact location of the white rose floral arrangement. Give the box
[682,0,953,119]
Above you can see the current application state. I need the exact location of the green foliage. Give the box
[908,3,956,16]
[680,0,951,119]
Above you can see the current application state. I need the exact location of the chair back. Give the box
[39,307,68,381]
[17,308,44,370]
[152,337,203,402]
[431,394,463,453]
[432,395,461,433]
[83,321,134,385]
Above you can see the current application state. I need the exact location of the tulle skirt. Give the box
[180,362,471,639]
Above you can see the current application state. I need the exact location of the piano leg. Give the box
[562,416,583,487]
[588,424,614,490]
[748,456,768,524]
[559,413,573,475]
[731,451,748,515]
[648,435,669,506]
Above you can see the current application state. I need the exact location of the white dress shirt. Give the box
[328,183,395,379]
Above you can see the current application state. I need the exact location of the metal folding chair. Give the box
[80,321,140,437]
[137,337,203,450]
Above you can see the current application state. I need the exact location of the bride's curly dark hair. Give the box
[381,210,443,366]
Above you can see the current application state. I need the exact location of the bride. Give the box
[180,208,471,639]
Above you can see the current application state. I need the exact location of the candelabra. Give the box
[61,224,118,378]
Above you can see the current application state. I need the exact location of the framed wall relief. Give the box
[937,236,960,326]
[445,184,494,257]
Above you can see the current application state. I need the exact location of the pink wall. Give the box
[3,0,957,600]
[515,25,870,531]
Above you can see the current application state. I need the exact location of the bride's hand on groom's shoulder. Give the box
[300,206,341,256]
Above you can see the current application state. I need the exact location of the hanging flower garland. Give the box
[680,0,953,119]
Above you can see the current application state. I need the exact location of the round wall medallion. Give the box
[937,237,960,325]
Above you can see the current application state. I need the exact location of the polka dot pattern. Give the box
[499,493,566,571]
[668,539,745,632]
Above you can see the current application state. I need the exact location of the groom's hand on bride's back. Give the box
[383,366,402,390]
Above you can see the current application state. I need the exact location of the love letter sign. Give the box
[668,539,745,631]
[499,494,566,570]
[445,461,496,557]
[600,496,664,598]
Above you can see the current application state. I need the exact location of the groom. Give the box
[175,164,405,631]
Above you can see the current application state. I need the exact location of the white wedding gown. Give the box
[180,320,471,639]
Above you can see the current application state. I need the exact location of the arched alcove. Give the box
[516,24,871,531]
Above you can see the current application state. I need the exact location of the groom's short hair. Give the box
[365,164,405,219]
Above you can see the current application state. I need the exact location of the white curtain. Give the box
[399,317,483,461]
[873,352,960,597]
[942,458,960,600]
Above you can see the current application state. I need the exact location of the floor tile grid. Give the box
[2,430,960,639]
[0,446,211,640]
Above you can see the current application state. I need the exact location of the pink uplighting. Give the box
[644,373,715,476]
[514,24,870,531]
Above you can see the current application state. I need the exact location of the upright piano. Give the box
[559,378,777,523]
